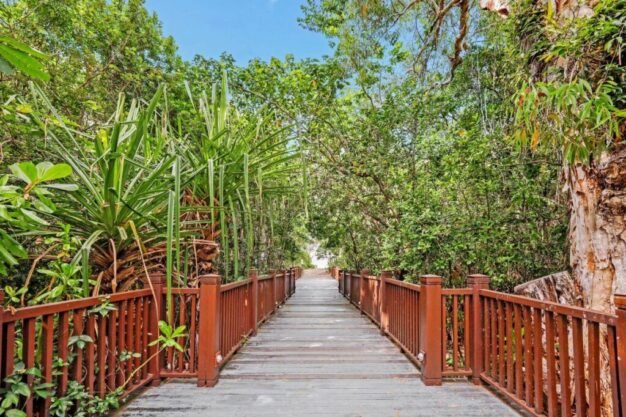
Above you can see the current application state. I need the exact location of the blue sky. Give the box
[145,0,332,64]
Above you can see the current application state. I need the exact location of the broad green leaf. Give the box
[12,382,30,397]
[40,163,72,182]
[9,162,37,184]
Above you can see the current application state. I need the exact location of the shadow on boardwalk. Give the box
[117,269,519,417]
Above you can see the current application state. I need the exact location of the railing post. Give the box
[337,270,343,295]
[288,268,292,297]
[348,271,353,299]
[359,269,367,314]
[347,271,351,299]
[272,270,278,310]
[284,269,288,302]
[468,274,490,385]
[288,268,293,298]
[380,271,391,336]
[249,269,258,336]
[338,269,343,294]
[197,274,221,387]
[419,274,443,386]
[614,294,626,417]
[148,273,164,386]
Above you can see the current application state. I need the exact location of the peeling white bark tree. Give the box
[567,148,626,313]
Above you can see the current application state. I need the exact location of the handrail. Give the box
[386,279,421,291]
[4,289,152,322]
[480,289,616,325]
[221,279,252,292]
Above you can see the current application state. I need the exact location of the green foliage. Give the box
[49,381,120,417]
[0,161,74,275]
[151,321,187,352]
[32,261,82,303]
[0,363,54,417]
[0,36,49,81]
[31,85,173,250]
[297,13,568,288]
[515,79,626,162]
[510,0,626,161]
[180,71,305,280]
[0,0,179,129]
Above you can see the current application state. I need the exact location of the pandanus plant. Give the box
[27,72,304,295]
[181,73,303,281]
[29,84,183,293]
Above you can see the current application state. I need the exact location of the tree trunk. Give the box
[514,271,583,305]
[566,146,626,417]
[566,146,626,313]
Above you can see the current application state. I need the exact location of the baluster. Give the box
[23,318,36,416]
[523,306,533,406]
[97,314,107,397]
[514,305,523,398]
[556,314,571,417]
[545,311,557,417]
[58,312,71,395]
[41,314,54,416]
[588,321,600,417]
[533,308,544,414]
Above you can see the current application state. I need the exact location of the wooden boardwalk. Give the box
[118,270,519,416]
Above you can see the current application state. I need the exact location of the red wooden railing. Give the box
[442,287,472,378]
[0,267,299,416]
[258,275,275,323]
[346,271,360,306]
[220,280,253,366]
[337,269,626,417]
[360,274,381,324]
[385,278,421,366]
[0,289,155,417]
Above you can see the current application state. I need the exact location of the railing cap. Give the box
[420,275,443,285]
[198,274,221,286]
[467,274,490,286]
